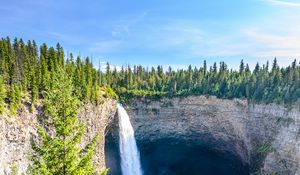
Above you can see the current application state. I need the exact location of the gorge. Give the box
[106,96,300,175]
[1,96,300,174]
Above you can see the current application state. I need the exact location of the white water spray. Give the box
[118,103,143,175]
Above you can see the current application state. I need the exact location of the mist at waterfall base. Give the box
[105,105,249,175]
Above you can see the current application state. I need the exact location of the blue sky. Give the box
[1,0,300,69]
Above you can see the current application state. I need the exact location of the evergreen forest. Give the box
[0,36,300,116]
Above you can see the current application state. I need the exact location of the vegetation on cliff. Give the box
[30,68,107,175]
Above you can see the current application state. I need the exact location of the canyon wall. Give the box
[125,96,300,175]
[0,99,117,175]
[1,95,300,174]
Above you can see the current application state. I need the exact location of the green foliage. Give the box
[254,142,273,154]
[100,86,118,100]
[276,117,295,126]
[1,36,300,113]
[30,68,107,175]
[0,75,6,114]
[107,59,300,105]
[117,89,165,104]
[9,84,21,115]
[11,163,18,175]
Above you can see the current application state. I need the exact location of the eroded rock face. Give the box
[0,99,117,175]
[125,96,300,175]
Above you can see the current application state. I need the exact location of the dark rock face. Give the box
[123,96,300,175]
[138,138,249,175]
[105,133,121,175]
[105,112,121,175]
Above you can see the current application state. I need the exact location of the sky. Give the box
[1,0,300,70]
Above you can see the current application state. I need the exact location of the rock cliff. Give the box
[0,99,117,175]
[1,95,300,175]
[125,96,300,175]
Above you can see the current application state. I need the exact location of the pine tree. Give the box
[9,84,21,115]
[1,38,10,84]
[106,62,111,86]
[40,54,51,91]
[0,75,6,114]
[254,63,260,74]
[239,59,244,74]
[30,68,107,175]
[203,60,207,75]
[30,73,38,111]
[74,56,84,100]
[84,57,92,101]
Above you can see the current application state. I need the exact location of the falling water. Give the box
[118,103,143,175]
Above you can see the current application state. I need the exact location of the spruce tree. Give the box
[106,62,111,86]
[30,68,107,175]
[30,73,38,111]
[40,55,51,91]
[1,38,10,84]
[9,84,21,115]
[0,75,6,114]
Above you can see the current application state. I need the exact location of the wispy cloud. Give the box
[111,12,148,39]
[73,2,300,68]
[136,21,253,58]
[88,40,123,53]
[89,16,300,63]
[111,25,130,38]
[244,28,300,58]
[134,16,300,68]
[263,0,300,7]
[156,25,203,48]
[88,12,148,53]
[47,32,88,44]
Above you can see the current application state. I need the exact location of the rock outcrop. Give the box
[0,99,117,175]
[125,96,300,175]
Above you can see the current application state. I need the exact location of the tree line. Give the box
[0,36,300,116]
[109,59,300,105]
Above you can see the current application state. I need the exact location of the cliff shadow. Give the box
[137,138,249,175]
[105,112,121,175]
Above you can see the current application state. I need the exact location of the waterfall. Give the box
[118,103,143,175]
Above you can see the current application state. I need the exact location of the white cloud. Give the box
[263,0,300,7]
[244,29,300,57]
